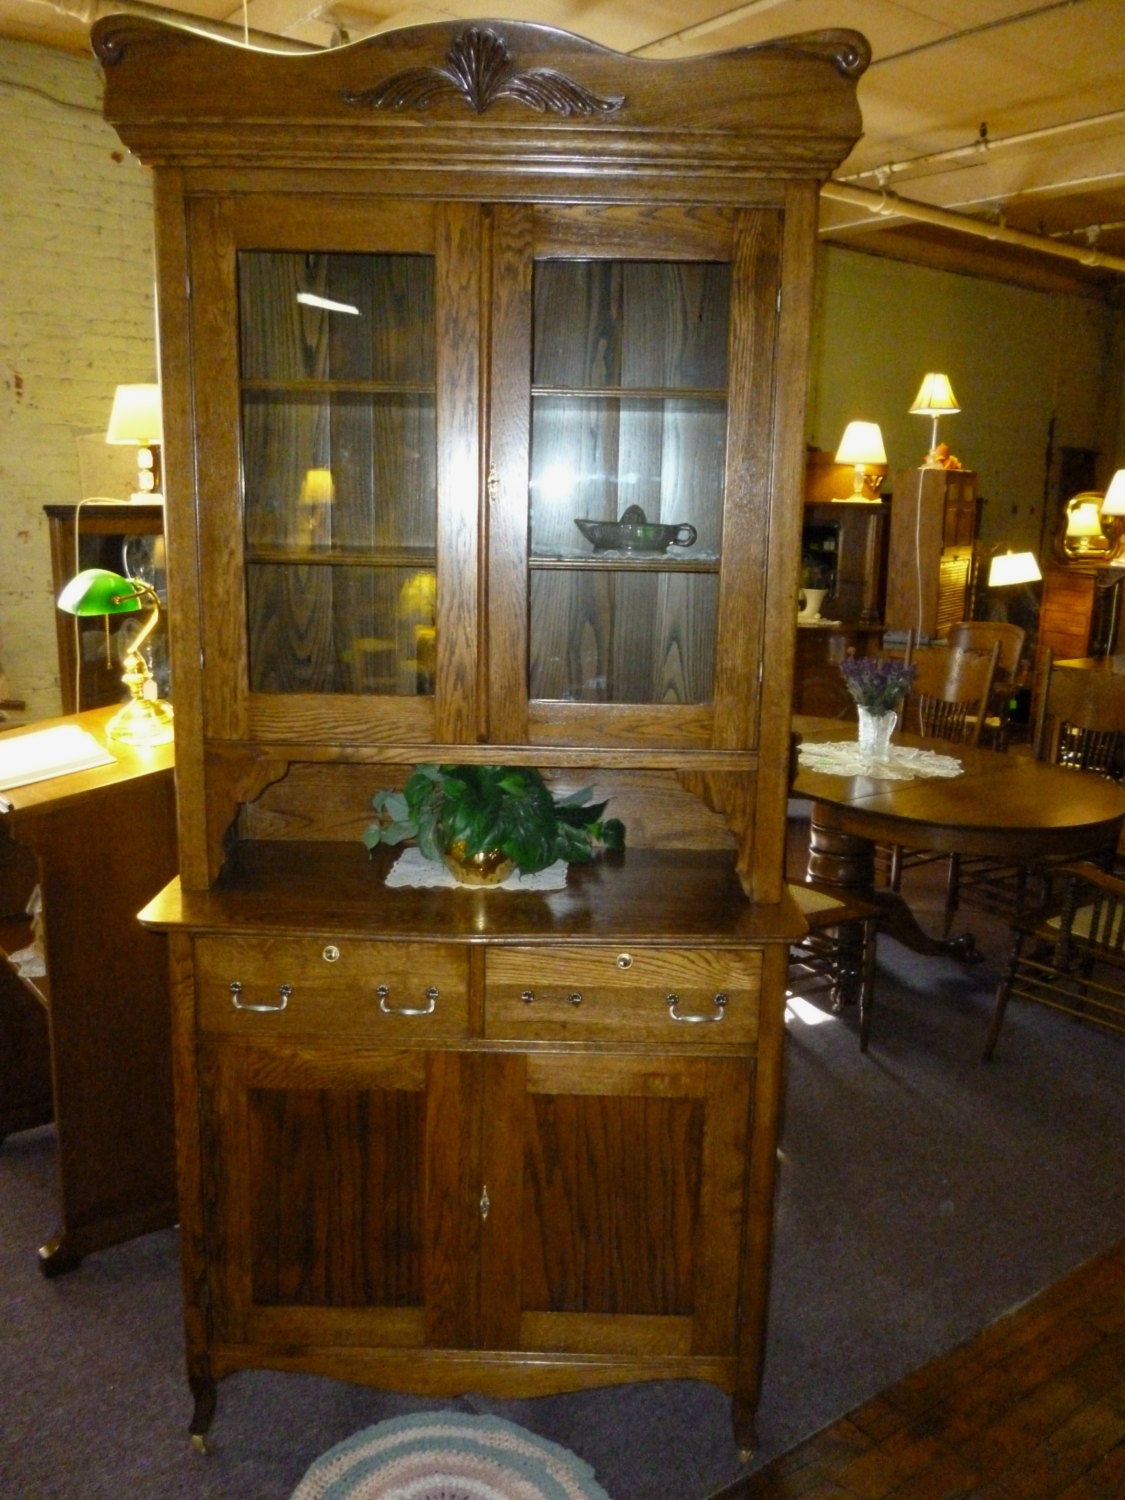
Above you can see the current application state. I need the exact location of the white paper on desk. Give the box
[0,724,115,793]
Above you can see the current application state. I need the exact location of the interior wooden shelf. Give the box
[531,553,720,570]
[246,546,436,566]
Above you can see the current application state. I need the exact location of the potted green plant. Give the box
[364,763,626,884]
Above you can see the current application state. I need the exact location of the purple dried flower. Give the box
[839,655,917,713]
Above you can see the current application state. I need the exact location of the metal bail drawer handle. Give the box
[377,983,438,1016]
[667,991,728,1023]
[229,980,291,1013]
[519,990,583,1006]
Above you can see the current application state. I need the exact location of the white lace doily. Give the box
[385,846,570,891]
[797,741,963,782]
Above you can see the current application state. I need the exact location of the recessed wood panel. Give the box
[249,1085,425,1307]
[521,1090,704,1317]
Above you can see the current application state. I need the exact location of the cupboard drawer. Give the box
[194,935,469,1039]
[485,945,760,1044]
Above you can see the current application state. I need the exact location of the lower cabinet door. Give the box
[478,1050,754,1359]
[198,1034,754,1372]
[201,1038,479,1352]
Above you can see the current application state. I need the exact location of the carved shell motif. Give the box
[343,27,625,117]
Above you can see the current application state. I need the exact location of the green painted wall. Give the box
[806,247,1125,558]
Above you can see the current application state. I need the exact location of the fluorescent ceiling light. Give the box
[296,292,361,315]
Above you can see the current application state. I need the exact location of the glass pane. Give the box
[247,563,435,695]
[238,251,436,696]
[530,396,725,558]
[529,260,728,705]
[530,569,718,703]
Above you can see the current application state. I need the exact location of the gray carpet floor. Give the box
[2,839,1123,1499]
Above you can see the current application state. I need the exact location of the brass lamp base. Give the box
[106,694,174,746]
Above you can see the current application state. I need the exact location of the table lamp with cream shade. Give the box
[988,550,1042,588]
[106,383,163,502]
[833,421,886,501]
[908,372,959,468]
[56,567,174,745]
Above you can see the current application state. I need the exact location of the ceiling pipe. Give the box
[26,0,1125,282]
[820,179,1125,277]
[837,108,1125,187]
[634,0,1095,60]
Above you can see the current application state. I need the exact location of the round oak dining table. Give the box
[791,714,1125,958]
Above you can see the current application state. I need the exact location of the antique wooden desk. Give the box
[791,715,1125,956]
[0,706,178,1272]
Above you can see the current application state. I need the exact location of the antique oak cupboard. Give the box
[95,16,866,1450]
[884,466,981,641]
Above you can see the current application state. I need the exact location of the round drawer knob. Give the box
[616,953,633,970]
[322,945,341,963]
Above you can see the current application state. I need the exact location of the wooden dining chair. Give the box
[786,737,879,1051]
[947,649,1125,933]
[1034,651,1125,778]
[899,640,1000,743]
[885,641,1000,897]
[787,881,879,1051]
[946,620,1026,746]
[983,861,1125,1059]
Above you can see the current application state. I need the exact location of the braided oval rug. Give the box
[290,1412,613,1500]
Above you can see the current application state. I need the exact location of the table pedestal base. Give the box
[807,805,982,963]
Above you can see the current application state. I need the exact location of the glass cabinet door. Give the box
[239,250,437,699]
[528,257,729,707]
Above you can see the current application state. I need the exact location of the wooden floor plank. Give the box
[723,1242,1125,1499]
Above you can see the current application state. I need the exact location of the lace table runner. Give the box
[797,741,963,782]
[385,846,570,891]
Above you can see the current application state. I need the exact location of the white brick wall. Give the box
[0,37,156,720]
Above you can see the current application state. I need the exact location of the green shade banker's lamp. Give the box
[57,568,174,745]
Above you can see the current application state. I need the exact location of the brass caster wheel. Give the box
[738,1446,755,1466]
[190,1433,208,1454]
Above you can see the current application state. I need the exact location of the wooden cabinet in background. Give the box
[45,502,165,714]
[97,15,866,1452]
[885,467,979,640]
[1037,563,1124,673]
[794,623,885,717]
[796,459,889,718]
[801,498,888,626]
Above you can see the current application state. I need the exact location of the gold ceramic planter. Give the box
[442,842,516,886]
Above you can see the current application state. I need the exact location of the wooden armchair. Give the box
[983,862,1125,1059]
